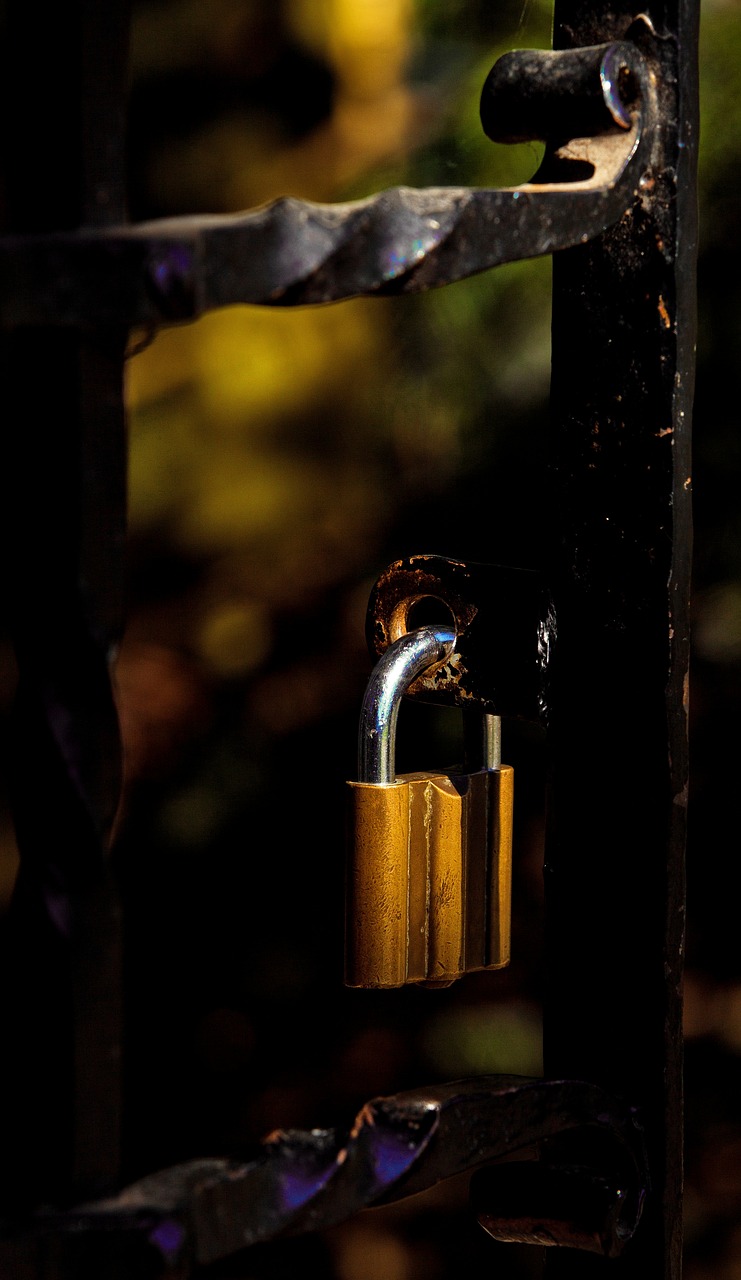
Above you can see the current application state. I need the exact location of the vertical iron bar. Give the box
[0,0,130,1211]
[543,2,698,1277]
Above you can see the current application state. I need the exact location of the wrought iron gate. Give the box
[0,2,698,1277]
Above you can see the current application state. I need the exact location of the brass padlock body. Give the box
[346,763,513,989]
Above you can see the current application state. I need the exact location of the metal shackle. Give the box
[358,625,502,785]
[358,625,454,785]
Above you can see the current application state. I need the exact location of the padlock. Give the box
[345,624,513,989]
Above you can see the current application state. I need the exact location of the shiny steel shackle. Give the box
[357,625,501,785]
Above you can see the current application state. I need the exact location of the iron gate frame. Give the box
[0,1,697,1277]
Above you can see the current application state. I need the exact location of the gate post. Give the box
[544,3,698,1277]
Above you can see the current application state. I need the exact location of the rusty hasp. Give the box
[0,40,656,329]
[28,1075,647,1270]
[365,555,555,723]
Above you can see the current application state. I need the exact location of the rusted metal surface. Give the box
[365,555,554,723]
[0,41,655,330]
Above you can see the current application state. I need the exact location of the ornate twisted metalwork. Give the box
[0,42,654,330]
[39,1075,647,1269]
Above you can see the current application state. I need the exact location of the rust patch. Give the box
[409,653,469,700]
[349,1102,377,1140]
[369,557,479,654]
[657,295,671,329]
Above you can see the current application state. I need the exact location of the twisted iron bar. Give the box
[0,42,655,330]
[35,1075,648,1270]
